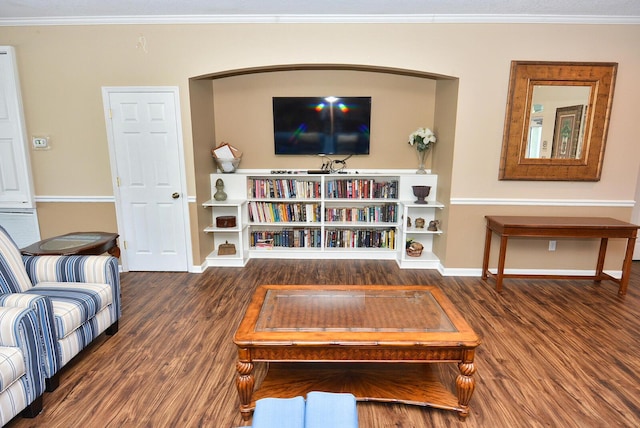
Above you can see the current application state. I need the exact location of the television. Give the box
[273,96,371,155]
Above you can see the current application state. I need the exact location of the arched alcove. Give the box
[189,64,458,264]
[191,63,454,81]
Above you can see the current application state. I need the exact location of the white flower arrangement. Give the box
[408,127,437,152]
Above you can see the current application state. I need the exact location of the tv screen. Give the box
[273,96,371,155]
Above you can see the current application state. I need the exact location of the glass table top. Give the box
[40,234,106,251]
[255,289,456,333]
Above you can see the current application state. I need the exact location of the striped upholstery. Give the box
[0,227,34,293]
[0,294,57,380]
[23,255,121,321]
[0,307,45,425]
[0,226,121,384]
[57,308,113,367]
[27,282,113,338]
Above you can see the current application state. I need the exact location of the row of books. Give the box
[324,228,396,249]
[250,228,322,248]
[248,202,321,223]
[325,179,399,199]
[248,178,321,199]
[325,203,397,223]
[249,228,397,249]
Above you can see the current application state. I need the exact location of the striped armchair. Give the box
[0,226,121,391]
[0,306,46,425]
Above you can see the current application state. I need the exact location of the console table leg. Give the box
[619,236,636,296]
[236,360,255,421]
[456,361,476,420]
[481,226,492,280]
[595,238,608,282]
[495,236,508,292]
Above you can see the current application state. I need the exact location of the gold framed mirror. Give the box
[499,61,617,181]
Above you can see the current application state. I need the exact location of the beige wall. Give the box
[211,70,437,171]
[2,23,639,270]
[36,202,117,238]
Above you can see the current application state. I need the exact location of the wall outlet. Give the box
[32,137,50,149]
[548,240,557,251]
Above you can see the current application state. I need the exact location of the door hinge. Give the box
[123,241,128,250]
[116,177,121,187]
[108,108,113,119]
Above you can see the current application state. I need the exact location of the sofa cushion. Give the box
[0,347,25,394]
[252,396,305,428]
[25,282,113,339]
[305,391,358,428]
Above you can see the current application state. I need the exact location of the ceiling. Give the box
[1,0,640,25]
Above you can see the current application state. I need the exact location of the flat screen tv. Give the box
[273,96,371,155]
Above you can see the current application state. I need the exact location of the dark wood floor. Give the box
[7,259,640,427]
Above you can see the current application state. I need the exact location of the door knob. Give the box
[171,192,180,199]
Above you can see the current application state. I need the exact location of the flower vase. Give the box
[416,149,428,174]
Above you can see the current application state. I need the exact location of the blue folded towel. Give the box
[252,396,306,428]
[305,391,358,428]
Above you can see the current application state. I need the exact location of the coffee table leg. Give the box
[455,359,476,420]
[235,351,254,421]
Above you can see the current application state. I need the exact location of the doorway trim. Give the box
[102,86,193,272]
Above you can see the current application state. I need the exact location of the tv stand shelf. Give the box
[203,170,443,268]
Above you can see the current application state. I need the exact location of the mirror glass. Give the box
[525,85,591,160]
[499,61,617,181]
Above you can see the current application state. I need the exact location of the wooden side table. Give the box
[21,232,120,258]
[482,216,638,295]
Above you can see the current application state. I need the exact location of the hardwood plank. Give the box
[7,259,640,427]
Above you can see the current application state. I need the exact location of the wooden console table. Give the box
[482,216,639,296]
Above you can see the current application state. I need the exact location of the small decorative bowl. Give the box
[214,157,241,173]
[412,185,431,204]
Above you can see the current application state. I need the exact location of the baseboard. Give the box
[190,261,208,273]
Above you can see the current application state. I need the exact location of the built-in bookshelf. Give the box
[204,170,442,268]
[202,198,248,267]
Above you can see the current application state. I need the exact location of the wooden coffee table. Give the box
[233,284,481,421]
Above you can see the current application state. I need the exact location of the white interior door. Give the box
[103,88,190,271]
[0,46,36,209]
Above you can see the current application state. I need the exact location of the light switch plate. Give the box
[32,137,49,149]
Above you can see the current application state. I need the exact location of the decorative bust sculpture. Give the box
[214,178,227,201]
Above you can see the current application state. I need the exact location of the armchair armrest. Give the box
[0,306,46,401]
[0,293,59,377]
[22,255,121,319]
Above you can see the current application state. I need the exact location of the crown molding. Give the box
[1,14,640,27]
